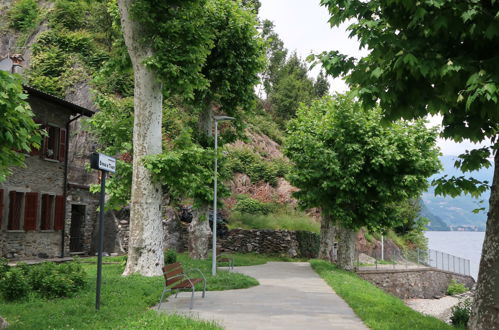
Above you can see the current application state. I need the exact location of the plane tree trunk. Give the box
[318,213,336,262]
[469,149,499,329]
[188,205,211,259]
[336,226,356,271]
[119,0,164,276]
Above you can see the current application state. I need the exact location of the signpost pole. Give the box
[95,171,106,310]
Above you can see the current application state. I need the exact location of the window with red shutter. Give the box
[59,128,66,162]
[0,189,4,227]
[54,195,65,230]
[8,191,23,230]
[40,194,53,230]
[23,192,39,231]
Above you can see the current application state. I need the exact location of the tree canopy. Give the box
[284,95,441,232]
[0,71,42,182]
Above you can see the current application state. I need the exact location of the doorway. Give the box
[69,204,86,252]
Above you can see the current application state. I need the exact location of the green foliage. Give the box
[9,0,38,31]
[0,267,30,301]
[193,0,266,136]
[229,211,320,233]
[285,95,441,231]
[164,249,177,265]
[1,261,87,301]
[0,258,9,278]
[268,53,316,124]
[295,231,320,258]
[316,0,499,197]
[0,71,42,183]
[450,298,472,328]
[447,279,468,296]
[144,130,228,207]
[311,260,453,330]
[226,147,289,186]
[233,196,272,215]
[50,0,88,30]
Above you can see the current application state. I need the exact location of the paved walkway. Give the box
[157,262,368,330]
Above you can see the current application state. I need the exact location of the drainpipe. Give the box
[61,114,83,258]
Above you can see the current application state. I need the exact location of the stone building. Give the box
[0,66,95,259]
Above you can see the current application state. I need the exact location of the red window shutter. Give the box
[0,189,4,227]
[42,125,49,158]
[54,195,65,230]
[58,128,66,162]
[8,191,20,230]
[30,120,43,156]
[23,192,38,231]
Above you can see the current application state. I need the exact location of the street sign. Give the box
[90,152,116,173]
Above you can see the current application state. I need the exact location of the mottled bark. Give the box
[318,213,336,262]
[336,226,356,271]
[469,149,499,329]
[119,0,164,276]
[198,103,213,137]
[188,205,211,259]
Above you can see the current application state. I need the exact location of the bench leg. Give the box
[202,279,206,298]
[190,287,195,309]
[158,288,169,311]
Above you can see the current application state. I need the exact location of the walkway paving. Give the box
[157,262,368,330]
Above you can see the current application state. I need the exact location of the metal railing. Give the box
[356,248,471,277]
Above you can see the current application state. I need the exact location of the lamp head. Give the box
[214,115,235,122]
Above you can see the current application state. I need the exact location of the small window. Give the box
[42,125,66,162]
[8,191,24,230]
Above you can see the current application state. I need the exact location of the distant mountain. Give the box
[420,201,450,231]
[423,155,493,231]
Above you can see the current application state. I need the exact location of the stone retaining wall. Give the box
[220,229,319,258]
[357,268,475,299]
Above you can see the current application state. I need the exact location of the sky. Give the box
[259,0,490,157]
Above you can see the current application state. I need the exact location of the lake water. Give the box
[425,231,485,280]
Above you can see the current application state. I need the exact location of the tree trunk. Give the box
[469,148,499,329]
[187,103,214,259]
[318,212,336,262]
[188,205,211,259]
[119,0,164,276]
[336,226,356,271]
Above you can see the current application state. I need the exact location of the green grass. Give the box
[310,260,454,330]
[0,255,261,329]
[228,212,320,233]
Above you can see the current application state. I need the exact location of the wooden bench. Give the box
[217,248,234,270]
[157,262,206,310]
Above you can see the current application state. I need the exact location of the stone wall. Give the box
[160,222,320,259]
[357,268,475,299]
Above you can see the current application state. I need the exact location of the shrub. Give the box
[450,298,472,328]
[50,0,87,30]
[0,258,10,278]
[165,249,177,265]
[447,279,468,296]
[0,267,30,301]
[234,197,272,215]
[29,262,57,291]
[9,0,38,32]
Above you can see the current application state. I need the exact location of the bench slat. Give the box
[164,262,182,272]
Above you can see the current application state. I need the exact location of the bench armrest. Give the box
[186,267,206,282]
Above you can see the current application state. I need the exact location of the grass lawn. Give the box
[310,260,454,330]
[228,212,320,233]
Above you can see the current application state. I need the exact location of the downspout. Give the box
[60,114,83,258]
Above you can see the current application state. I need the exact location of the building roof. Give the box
[24,85,94,118]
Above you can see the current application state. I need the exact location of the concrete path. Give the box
[157,262,368,330]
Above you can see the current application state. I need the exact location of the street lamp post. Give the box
[212,116,235,276]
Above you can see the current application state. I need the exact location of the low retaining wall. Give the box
[220,229,319,258]
[357,268,475,299]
